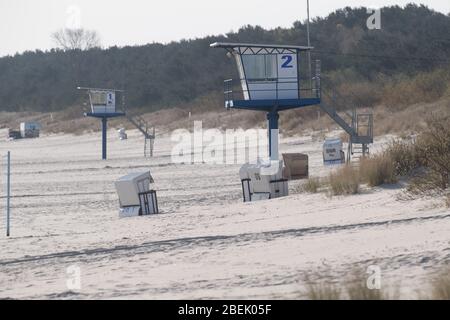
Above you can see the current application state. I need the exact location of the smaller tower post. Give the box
[267,111,280,161]
[102,117,108,160]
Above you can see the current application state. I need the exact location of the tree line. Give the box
[0,4,449,112]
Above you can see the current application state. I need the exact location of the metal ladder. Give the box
[119,99,156,157]
[126,114,156,158]
[319,89,373,163]
[349,111,373,161]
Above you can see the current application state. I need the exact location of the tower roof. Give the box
[210,42,313,54]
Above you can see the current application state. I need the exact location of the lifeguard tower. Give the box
[78,87,125,160]
[78,88,156,159]
[211,43,321,161]
[211,42,322,201]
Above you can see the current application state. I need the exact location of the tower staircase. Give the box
[125,114,156,158]
[319,85,373,163]
[119,102,156,157]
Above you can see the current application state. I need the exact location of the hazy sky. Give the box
[0,0,449,57]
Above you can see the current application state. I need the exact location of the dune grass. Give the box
[360,154,397,187]
[385,139,420,177]
[429,269,450,300]
[303,268,400,300]
[329,165,360,196]
[299,177,322,194]
[304,282,342,300]
[303,266,450,300]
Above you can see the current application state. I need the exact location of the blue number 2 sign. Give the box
[281,55,294,68]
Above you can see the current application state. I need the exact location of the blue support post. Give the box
[84,113,124,160]
[267,111,280,161]
[102,117,107,160]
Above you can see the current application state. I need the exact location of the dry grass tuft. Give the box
[385,139,420,177]
[303,268,400,300]
[360,154,397,187]
[345,282,384,300]
[414,116,450,191]
[429,268,450,300]
[345,269,384,300]
[329,165,360,196]
[299,177,322,194]
[397,115,450,197]
[305,282,342,300]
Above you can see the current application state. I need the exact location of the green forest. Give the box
[0,4,449,112]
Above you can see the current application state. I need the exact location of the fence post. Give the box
[6,151,11,237]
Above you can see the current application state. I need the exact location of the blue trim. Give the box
[324,159,345,166]
[228,98,321,112]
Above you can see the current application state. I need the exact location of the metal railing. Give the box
[224,77,321,103]
[356,113,374,140]
[224,60,321,104]
[91,105,117,114]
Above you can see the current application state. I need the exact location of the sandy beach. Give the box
[0,127,448,299]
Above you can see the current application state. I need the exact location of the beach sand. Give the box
[0,127,448,299]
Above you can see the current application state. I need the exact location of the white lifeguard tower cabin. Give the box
[211,42,321,202]
[115,171,159,217]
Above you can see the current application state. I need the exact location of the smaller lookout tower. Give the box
[78,87,125,160]
[211,42,321,160]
